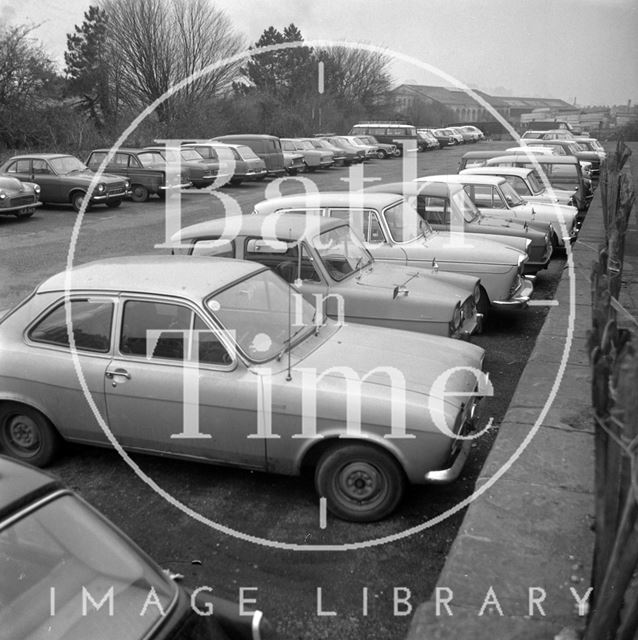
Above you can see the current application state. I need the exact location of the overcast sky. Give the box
[2,0,637,106]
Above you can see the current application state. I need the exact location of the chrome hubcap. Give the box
[338,462,381,502]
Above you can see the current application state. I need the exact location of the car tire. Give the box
[106,199,122,208]
[315,443,405,522]
[131,185,150,203]
[16,209,34,218]
[287,168,298,176]
[71,191,88,212]
[229,178,243,187]
[376,150,386,159]
[0,403,61,467]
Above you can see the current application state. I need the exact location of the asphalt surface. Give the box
[0,141,564,639]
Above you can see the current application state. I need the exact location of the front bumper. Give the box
[92,188,132,202]
[491,275,534,309]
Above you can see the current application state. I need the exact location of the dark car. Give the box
[0,455,274,639]
[520,139,603,177]
[183,142,267,186]
[0,154,130,212]
[212,135,285,178]
[143,146,219,189]
[86,148,192,202]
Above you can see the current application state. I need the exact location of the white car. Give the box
[416,174,579,247]
[460,166,576,207]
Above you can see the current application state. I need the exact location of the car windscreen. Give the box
[181,148,204,161]
[499,181,526,207]
[207,268,315,363]
[311,225,373,281]
[49,156,87,175]
[0,494,176,640]
[381,201,426,243]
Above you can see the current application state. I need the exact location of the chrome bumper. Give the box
[424,438,471,483]
[491,275,534,309]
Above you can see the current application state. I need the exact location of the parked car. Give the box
[460,166,577,208]
[431,129,457,147]
[573,137,607,162]
[144,146,218,189]
[282,148,306,176]
[416,129,441,151]
[417,174,579,248]
[182,141,267,185]
[449,127,472,143]
[318,136,366,162]
[459,125,485,141]
[341,135,378,159]
[0,154,130,212]
[520,139,602,177]
[485,154,593,217]
[521,129,576,141]
[172,214,482,339]
[364,181,554,275]
[347,122,419,156]
[212,134,285,177]
[306,137,350,165]
[281,139,334,171]
[355,135,400,158]
[0,455,274,639]
[252,192,533,313]
[0,255,486,521]
[458,150,515,170]
[0,176,41,218]
[86,148,191,202]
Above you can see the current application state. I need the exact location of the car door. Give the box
[33,159,67,203]
[103,296,266,468]
[24,296,115,442]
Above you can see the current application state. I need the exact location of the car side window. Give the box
[417,196,449,225]
[244,239,320,284]
[193,314,232,365]
[191,239,235,258]
[120,300,191,361]
[363,211,385,243]
[87,152,106,169]
[506,176,529,196]
[113,153,129,167]
[32,160,52,175]
[29,299,114,353]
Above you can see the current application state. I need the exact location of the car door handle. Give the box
[105,368,131,380]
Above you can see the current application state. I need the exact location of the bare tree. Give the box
[100,0,244,124]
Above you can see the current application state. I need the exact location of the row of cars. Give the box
[0,130,412,215]
[0,136,594,518]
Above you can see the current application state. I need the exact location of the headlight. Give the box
[125,180,131,189]
[33,184,41,194]
[0,192,5,200]
[97,183,106,193]
[473,284,481,305]
[451,304,462,332]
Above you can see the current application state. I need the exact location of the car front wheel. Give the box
[0,403,60,467]
[131,184,150,202]
[376,149,386,159]
[315,443,405,522]
[71,191,89,212]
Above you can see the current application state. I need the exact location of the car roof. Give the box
[417,174,506,185]
[213,134,280,141]
[461,166,534,178]
[0,455,62,522]
[175,213,347,243]
[363,181,460,198]
[488,154,580,165]
[254,191,403,210]
[37,256,263,298]
[90,148,146,154]
[5,154,75,161]
[461,150,506,159]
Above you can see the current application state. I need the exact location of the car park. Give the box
[280,138,334,171]
[485,154,593,217]
[172,214,482,339]
[252,192,533,313]
[86,148,192,202]
[347,122,419,156]
[182,141,268,186]
[212,134,286,177]
[460,165,577,207]
[0,154,130,212]
[0,455,273,639]
[0,255,486,521]
[364,181,554,275]
[0,176,41,218]
[417,173,579,247]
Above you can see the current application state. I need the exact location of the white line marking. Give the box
[528,300,560,306]
[319,497,327,529]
